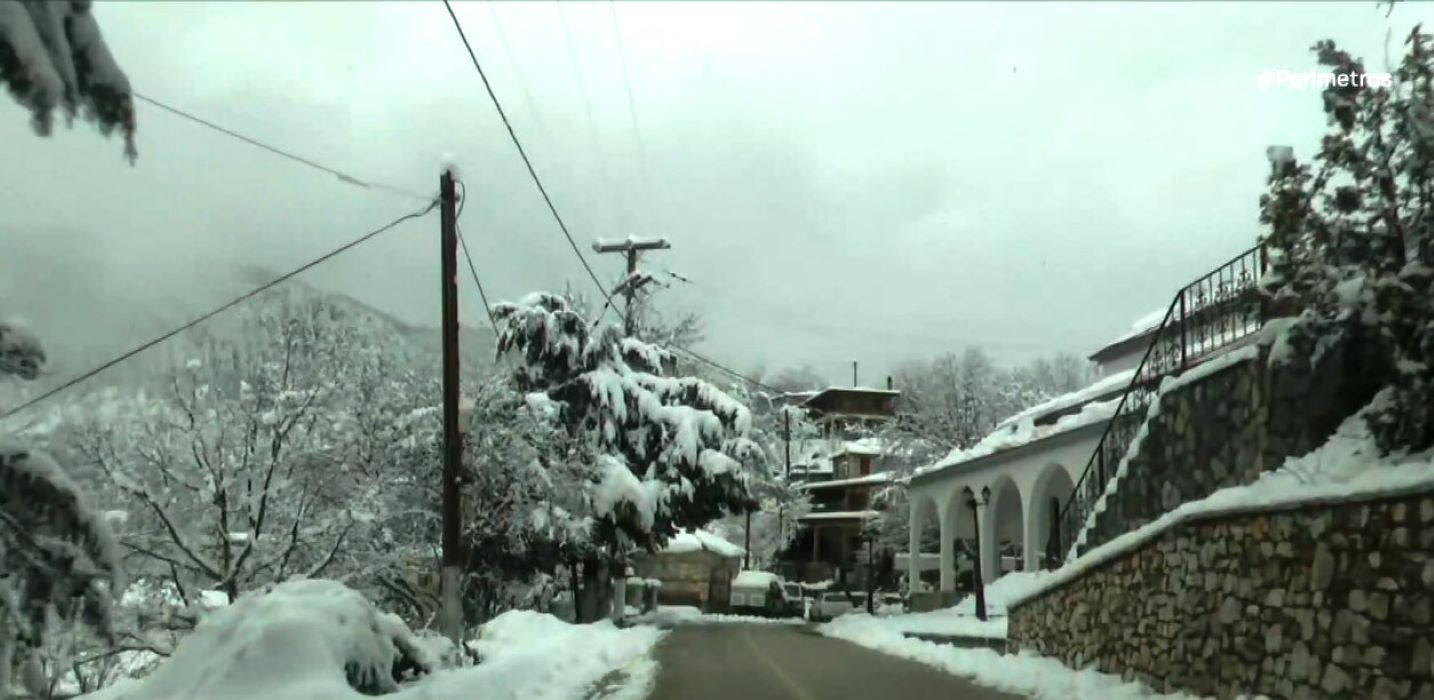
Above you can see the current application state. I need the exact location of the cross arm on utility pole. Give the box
[592,237,671,254]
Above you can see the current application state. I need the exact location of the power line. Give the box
[132,92,432,203]
[554,1,619,235]
[454,182,497,330]
[0,202,439,421]
[457,228,496,331]
[484,2,562,177]
[440,0,620,328]
[606,0,656,236]
[439,2,782,399]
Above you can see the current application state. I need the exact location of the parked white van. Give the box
[729,570,787,616]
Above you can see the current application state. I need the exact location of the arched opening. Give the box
[985,476,1024,581]
[906,493,941,594]
[945,486,981,594]
[1028,462,1077,570]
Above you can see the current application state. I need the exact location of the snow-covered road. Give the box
[645,624,1027,700]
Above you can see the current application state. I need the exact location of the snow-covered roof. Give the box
[1089,308,1169,360]
[799,510,880,522]
[914,397,1120,481]
[832,437,884,457]
[733,570,782,589]
[800,472,894,491]
[994,368,1135,431]
[662,529,744,558]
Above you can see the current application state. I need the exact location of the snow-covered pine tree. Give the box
[491,292,760,620]
[1259,26,1434,454]
[0,0,137,161]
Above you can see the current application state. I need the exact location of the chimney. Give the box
[886,375,893,391]
[852,361,858,387]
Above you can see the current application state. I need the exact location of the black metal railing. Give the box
[1047,244,1266,566]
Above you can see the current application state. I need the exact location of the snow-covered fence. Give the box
[1010,485,1434,699]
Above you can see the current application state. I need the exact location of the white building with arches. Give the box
[902,312,1163,603]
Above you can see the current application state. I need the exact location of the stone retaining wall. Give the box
[1081,354,1265,552]
[1081,338,1370,554]
[1010,489,1434,699]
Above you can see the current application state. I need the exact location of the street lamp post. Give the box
[866,527,876,614]
[963,486,991,622]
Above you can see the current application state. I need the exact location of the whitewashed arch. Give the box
[982,474,1023,581]
[1025,461,1077,571]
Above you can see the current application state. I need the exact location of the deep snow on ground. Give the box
[820,614,1206,699]
[429,610,666,700]
[79,580,665,700]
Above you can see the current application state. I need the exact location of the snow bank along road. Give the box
[646,624,1028,699]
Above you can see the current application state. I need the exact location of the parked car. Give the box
[811,590,867,622]
[781,582,807,618]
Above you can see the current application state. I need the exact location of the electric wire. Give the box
[453,181,497,330]
[133,92,432,203]
[0,202,439,421]
[441,2,787,398]
[441,0,621,323]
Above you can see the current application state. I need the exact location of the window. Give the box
[860,456,872,475]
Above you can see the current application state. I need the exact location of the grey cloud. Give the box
[4,0,1432,390]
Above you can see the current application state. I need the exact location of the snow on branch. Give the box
[0,318,44,379]
[493,291,759,550]
[0,0,137,161]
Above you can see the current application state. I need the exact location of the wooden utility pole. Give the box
[777,409,792,548]
[438,169,464,642]
[591,237,670,335]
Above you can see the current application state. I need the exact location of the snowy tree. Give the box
[73,293,412,608]
[1260,26,1434,453]
[0,446,122,700]
[1,319,124,699]
[0,0,137,161]
[491,292,759,621]
[886,349,1097,466]
[407,375,594,627]
[709,475,812,571]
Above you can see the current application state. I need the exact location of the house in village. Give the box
[630,529,744,613]
[778,384,905,588]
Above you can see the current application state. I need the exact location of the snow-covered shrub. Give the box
[78,579,432,700]
[0,320,44,380]
[0,0,137,160]
[1259,26,1434,454]
[0,444,122,699]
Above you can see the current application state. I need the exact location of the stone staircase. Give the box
[1050,244,1268,563]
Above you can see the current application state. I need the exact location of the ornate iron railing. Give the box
[1047,244,1266,566]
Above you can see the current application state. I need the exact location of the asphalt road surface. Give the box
[646,624,1028,700]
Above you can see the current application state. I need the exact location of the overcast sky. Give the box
[3,1,1431,388]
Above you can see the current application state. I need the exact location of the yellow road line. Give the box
[741,628,818,700]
